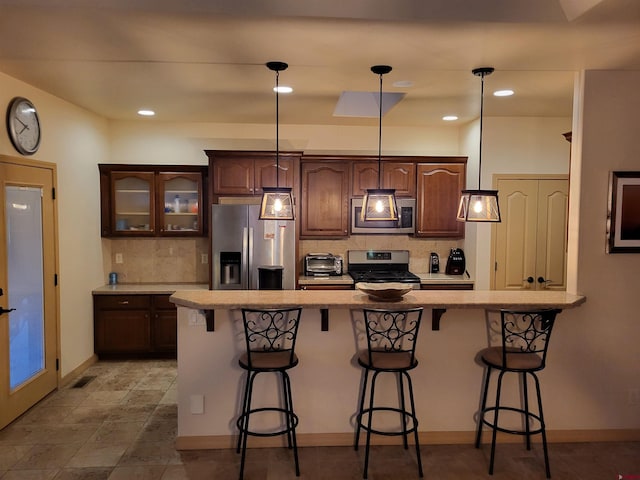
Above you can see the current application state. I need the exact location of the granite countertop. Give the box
[298,275,354,285]
[170,289,585,311]
[298,273,474,285]
[93,283,209,295]
[414,272,474,284]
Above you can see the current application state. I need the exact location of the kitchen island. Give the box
[170,289,585,450]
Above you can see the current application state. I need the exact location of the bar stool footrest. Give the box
[357,407,419,436]
[237,407,299,438]
[480,406,544,436]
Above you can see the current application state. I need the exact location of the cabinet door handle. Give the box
[117,300,129,305]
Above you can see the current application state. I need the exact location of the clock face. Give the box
[6,97,41,155]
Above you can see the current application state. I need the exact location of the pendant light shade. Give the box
[361,65,399,222]
[260,61,295,220]
[457,67,501,223]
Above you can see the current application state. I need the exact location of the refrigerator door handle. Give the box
[248,227,254,289]
[242,227,249,289]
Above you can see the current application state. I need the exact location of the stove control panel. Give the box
[366,251,391,261]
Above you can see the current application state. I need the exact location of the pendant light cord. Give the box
[377,72,383,189]
[275,69,280,188]
[478,71,485,190]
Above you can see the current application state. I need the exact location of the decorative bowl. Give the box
[356,282,413,301]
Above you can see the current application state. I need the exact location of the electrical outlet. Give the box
[115,253,123,264]
[628,388,640,405]
[201,253,208,264]
[190,394,204,414]
[188,310,206,326]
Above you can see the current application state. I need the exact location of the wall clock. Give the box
[6,96,41,155]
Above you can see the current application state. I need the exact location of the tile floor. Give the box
[0,359,638,479]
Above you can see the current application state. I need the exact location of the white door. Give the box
[0,157,59,430]
[493,177,569,291]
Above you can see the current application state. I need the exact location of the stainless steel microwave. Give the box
[351,197,416,234]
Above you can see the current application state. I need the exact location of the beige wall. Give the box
[0,72,109,376]
[551,70,640,430]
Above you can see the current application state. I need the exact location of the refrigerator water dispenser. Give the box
[220,252,241,285]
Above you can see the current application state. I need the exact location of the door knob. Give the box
[524,277,534,284]
[0,306,16,315]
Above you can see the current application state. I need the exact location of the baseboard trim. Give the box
[175,429,640,450]
[59,354,98,388]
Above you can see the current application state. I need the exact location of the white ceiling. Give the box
[0,0,638,127]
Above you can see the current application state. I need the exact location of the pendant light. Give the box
[259,61,295,220]
[457,67,501,222]
[361,65,399,222]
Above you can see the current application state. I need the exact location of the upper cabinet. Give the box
[352,158,416,197]
[415,160,466,238]
[206,150,301,199]
[99,164,207,237]
[204,150,467,239]
[300,157,351,238]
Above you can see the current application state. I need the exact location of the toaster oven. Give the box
[304,253,343,276]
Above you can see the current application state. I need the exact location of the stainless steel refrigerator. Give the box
[211,204,296,290]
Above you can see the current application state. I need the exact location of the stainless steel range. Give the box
[347,250,421,289]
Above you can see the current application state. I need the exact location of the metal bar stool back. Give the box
[237,307,303,480]
[355,307,424,479]
[475,308,561,478]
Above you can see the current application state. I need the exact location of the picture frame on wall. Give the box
[607,171,640,253]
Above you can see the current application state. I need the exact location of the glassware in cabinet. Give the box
[158,172,203,234]
[112,172,155,234]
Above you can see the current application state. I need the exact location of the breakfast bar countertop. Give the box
[170,288,585,311]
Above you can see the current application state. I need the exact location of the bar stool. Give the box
[236,307,303,480]
[354,307,424,479]
[475,308,561,478]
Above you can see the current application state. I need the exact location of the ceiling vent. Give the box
[333,91,405,118]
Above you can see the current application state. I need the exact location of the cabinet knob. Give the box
[117,300,129,305]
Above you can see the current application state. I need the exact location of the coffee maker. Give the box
[445,248,466,275]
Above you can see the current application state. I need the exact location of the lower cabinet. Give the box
[93,294,177,357]
[420,283,473,290]
[299,284,354,290]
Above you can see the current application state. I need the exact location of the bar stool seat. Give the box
[475,308,561,478]
[236,307,302,480]
[354,307,424,479]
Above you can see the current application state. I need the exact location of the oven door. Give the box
[351,198,415,234]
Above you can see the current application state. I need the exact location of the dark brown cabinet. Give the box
[93,294,177,357]
[352,159,416,197]
[299,284,354,290]
[300,158,351,238]
[420,283,473,290]
[207,150,301,199]
[99,164,207,237]
[416,161,466,238]
[151,295,179,352]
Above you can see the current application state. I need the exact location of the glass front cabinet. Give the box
[100,165,207,237]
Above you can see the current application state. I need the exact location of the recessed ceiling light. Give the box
[493,89,514,97]
[393,80,413,88]
[137,109,155,116]
[274,86,293,93]
[442,115,459,121]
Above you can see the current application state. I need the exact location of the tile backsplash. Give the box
[105,235,463,285]
[107,238,209,284]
